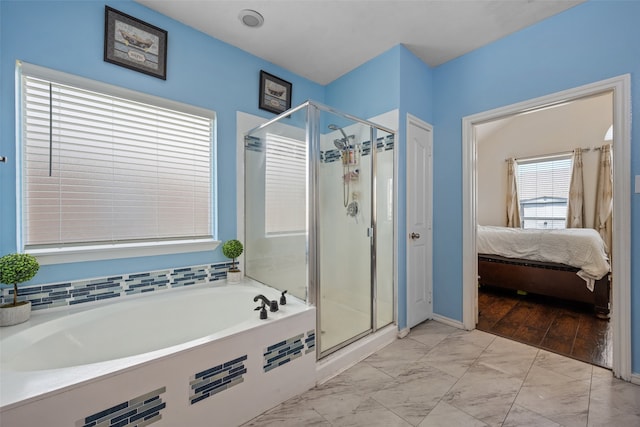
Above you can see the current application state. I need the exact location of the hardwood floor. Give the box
[477,285,612,369]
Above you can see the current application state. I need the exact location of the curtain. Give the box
[566,148,584,228]
[506,158,521,228]
[594,144,613,255]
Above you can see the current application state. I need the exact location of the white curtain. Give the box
[506,158,521,228]
[594,144,613,255]
[566,148,584,228]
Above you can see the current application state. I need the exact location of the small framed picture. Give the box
[104,6,168,80]
[259,70,292,114]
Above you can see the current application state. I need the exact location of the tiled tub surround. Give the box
[0,279,316,427]
[0,261,233,311]
[190,355,248,405]
[78,387,167,427]
[263,330,316,373]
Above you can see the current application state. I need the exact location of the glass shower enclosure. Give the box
[244,101,395,357]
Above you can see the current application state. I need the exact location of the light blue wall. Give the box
[0,0,323,283]
[431,0,640,372]
[325,46,400,118]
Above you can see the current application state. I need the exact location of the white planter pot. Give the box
[0,301,32,327]
[226,270,243,283]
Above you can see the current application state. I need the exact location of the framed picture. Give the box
[259,70,292,114]
[104,6,168,80]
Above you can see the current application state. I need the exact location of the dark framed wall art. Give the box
[259,70,292,114]
[104,6,168,80]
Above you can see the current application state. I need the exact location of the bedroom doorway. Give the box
[474,92,613,368]
[461,75,632,380]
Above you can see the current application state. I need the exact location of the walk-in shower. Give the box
[244,101,395,357]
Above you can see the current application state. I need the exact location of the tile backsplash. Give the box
[0,261,233,312]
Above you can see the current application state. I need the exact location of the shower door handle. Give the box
[410,232,420,240]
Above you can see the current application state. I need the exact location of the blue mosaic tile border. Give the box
[245,135,263,152]
[263,329,315,372]
[245,134,394,163]
[323,134,394,164]
[0,261,234,312]
[77,387,166,427]
[305,329,316,354]
[189,355,248,405]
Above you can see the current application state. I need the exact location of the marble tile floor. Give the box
[243,320,640,427]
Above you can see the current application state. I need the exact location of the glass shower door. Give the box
[318,114,373,355]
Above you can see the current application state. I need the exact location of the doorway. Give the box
[461,75,632,380]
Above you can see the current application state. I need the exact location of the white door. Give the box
[406,115,433,328]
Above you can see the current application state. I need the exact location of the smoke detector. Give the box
[239,9,264,28]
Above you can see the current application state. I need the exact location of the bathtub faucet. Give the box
[253,294,278,312]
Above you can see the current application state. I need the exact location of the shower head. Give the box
[333,139,346,150]
[328,124,349,150]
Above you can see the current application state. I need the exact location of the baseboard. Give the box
[432,313,465,330]
[631,373,640,386]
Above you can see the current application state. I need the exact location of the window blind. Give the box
[22,75,213,247]
[516,155,572,229]
[264,133,306,234]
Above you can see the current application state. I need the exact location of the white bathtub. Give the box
[0,279,316,427]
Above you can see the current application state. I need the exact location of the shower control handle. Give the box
[410,232,420,240]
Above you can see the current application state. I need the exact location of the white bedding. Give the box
[477,225,610,291]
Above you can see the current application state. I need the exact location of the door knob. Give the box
[410,232,420,240]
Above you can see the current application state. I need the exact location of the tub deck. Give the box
[0,279,316,427]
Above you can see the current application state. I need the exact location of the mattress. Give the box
[477,225,610,290]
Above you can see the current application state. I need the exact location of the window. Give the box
[264,133,306,234]
[19,63,216,261]
[517,155,572,229]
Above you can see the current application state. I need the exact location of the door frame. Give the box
[406,114,434,328]
[461,74,632,381]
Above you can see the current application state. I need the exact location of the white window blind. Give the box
[264,133,306,234]
[516,155,572,229]
[22,74,214,248]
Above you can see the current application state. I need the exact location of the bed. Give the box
[477,225,611,318]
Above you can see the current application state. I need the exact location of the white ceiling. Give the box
[136,0,584,85]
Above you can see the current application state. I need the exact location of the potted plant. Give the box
[0,253,40,326]
[222,239,243,283]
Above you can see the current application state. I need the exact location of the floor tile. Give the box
[244,320,639,427]
[421,329,495,378]
[475,335,538,379]
[417,401,488,427]
[502,404,562,427]
[515,364,590,427]
[329,397,413,427]
[587,367,640,426]
[443,363,523,425]
[365,335,430,378]
[372,363,458,425]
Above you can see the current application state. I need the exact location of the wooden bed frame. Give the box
[478,254,610,319]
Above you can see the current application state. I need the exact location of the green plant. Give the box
[222,240,243,272]
[0,253,40,307]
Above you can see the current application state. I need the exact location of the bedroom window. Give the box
[517,155,572,229]
[264,133,306,235]
[19,62,217,262]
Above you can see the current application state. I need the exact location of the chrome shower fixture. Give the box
[328,124,352,150]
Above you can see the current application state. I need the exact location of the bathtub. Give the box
[0,279,316,427]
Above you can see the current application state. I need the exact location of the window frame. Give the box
[17,62,219,265]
